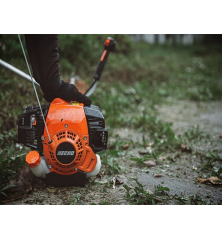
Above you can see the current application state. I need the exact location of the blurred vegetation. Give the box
[0,34,222,200]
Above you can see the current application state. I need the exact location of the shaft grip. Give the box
[94,50,110,81]
[94,37,115,81]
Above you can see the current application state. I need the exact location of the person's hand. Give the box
[42,80,91,106]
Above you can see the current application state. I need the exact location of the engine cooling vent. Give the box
[57,132,65,140]
[18,103,49,151]
[49,130,83,168]
[84,105,107,153]
[26,130,38,145]
[87,117,104,136]
[67,131,76,140]
[49,151,56,161]
[56,131,77,141]
[76,139,83,150]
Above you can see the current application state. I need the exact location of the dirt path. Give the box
[158,100,222,136]
[135,100,222,204]
[5,100,222,205]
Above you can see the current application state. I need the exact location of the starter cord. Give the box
[18,34,52,143]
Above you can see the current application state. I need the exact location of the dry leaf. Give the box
[122,144,130,150]
[59,187,67,192]
[159,156,166,161]
[181,144,192,152]
[139,150,150,155]
[144,160,156,167]
[7,166,35,192]
[154,197,162,203]
[208,177,222,184]
[115,175,124,185]
[47,187,57,193]
[197,178,207,183]
[47,186,67,193]
[25,184,33,194]
[145,146,152,152]
[197,177,222,185]
[4,166,35,203]
[2,195,26,204]
[98,171,105,178]
[147,142,154,147]
[154,174,162,178]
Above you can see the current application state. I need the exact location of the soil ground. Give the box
[5,100,222,205]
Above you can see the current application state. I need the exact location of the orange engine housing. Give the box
[42,98,97,175]
[18,97,108,186]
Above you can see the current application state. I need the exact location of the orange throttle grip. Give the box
[104,37,115,52]
[94,37,115,81]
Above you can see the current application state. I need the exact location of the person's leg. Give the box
[25,34,91,105]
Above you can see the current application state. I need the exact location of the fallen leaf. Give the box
[47,187,57,193]
[197,177,222,185]
[47,186,67,193]
[115,175,124,184]
[181,144,192,152]
[25,184,33,193]
[63,196,67,200]
[145,146,152,152]
[144,160,156,168]
[147,142,154,147]
[154,174,162,178]
[154,197,162,203]
[111,175,127,185]
[139,150,150,155]
[98,171,105,178]
[6,166,35,194]
[59,187,67,192]
[122,144,130,150]
[159,156,166,161]
[3,166,35,203]
[197,178,207,183]
[2,194,26,204]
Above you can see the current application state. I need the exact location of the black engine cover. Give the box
[84,105,108,153]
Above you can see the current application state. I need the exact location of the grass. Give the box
[123,178,170,205]
[123,178,212,205]
[1,38,222,204]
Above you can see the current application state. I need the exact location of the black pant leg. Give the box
[25,34,91,105]
[25,34,60,87]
